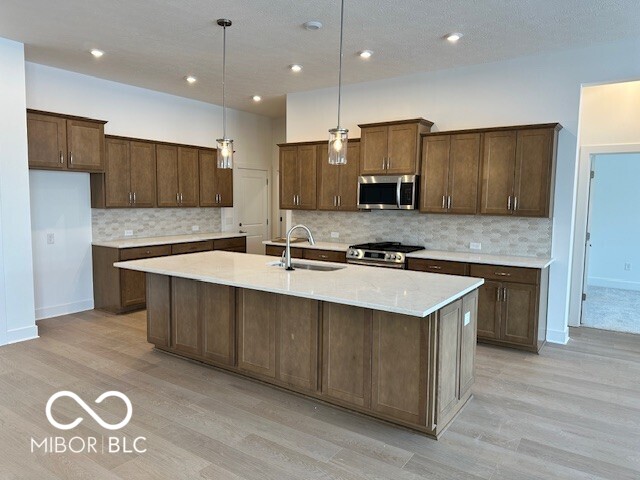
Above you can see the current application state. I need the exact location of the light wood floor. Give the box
[1,310,639,479]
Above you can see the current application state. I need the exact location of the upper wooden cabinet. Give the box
[27,110,106,172]
[279,143,317,210]
[317,140,360,211]
[91,136,157,208]
[480,125,560,217]
[199,149,233,207]
[420,133,481,214]
[358,118,433,175]
[156,145,199,207]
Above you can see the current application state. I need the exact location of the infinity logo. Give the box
[45,391,133,431]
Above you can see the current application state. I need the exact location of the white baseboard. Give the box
[35,299,94,320]
[546,328,569,345]
[587,277,640,292]
[3,325,39,346]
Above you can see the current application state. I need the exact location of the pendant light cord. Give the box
[222,23,227,139]
[337,0,344,129]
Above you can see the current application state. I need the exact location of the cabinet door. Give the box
[437,299,461,423]
[201,283,236,366]
[146,274,170,347]
[178,147,199,207]
[120,269,146,308]
[502,283,537,346]
[216,167,233,207]
[371,311,427,424]
[316,145,340,210]
[171,277,202,356]
[130,141,156,207]
[297,145,317,209]
[387,123,418,174]
[448,133,481,214]
[459,291,478,397]
[279,146,298,209]
[276,296,319,392]
[322,303,371,408]
[27,113,67,170]
[66,119,104,171]
[479,130,517,215]
[104,138,131,207]
[156,145,179,207]
[420,135,450,213]
[338,141,361,211]
[238,289,277,378]
[513,128,554,217]
[476,280,501,340]
[198,149,217,207]
[360,126,388,175]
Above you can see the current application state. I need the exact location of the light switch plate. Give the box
[470,242,481,250]
[124,230,134,237]
[46,233,55,245]
[464,311,471,326]
[331,232,340,239]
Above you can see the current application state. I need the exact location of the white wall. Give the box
[271,117,286,238]
[286,37,640,344]
[587,153,640,290]
[25,62,273,319]
[0,39,37,345]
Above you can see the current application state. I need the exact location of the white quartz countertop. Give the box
[115,251,483,318]
[93,232,247,249]
[262,240,351,252]
[406,250,553,269]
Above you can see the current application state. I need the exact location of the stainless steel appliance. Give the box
[357,175,419,210]
[346,241,425,269]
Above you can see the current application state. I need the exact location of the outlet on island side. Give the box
[46,233,55,245]
[470,242,481,250]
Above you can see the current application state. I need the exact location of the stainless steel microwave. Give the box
[357,175,419,210]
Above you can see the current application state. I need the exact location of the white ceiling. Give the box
[1,0,639,117]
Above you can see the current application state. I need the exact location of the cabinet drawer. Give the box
[407,258,468,275]
[119,244,171,261]
[213,237,246,251]
[223,246,247,253]
[303,249,346,263]
[265,245,303,259]
[171,240,213,255]
[469,264,539,285]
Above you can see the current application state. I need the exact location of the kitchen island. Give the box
[115,251,483,438]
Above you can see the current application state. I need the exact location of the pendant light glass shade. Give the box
[216,138,233,169]
[328,128,348,165]
[216,18,233,169]
[328,0,348,166]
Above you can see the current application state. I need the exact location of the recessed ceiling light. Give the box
[289,64,303,73]
[303,21,323,31]
[185,75,197,84]
[90,49,104,58]
[445,33,463,43]
[252,95,262,102]
[359,50,373,59]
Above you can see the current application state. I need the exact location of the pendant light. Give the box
[328,0,348,165]
[216,18,233,169]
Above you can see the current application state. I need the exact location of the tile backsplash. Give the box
[292,210,552,257]
[92,208,222,241]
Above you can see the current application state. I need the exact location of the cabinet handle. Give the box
[503,287,507,302]
[442,195,446,209]
[180,193,183,204]
[507,195,512,211]
[514,196,518,211]
[428,265,442,270]
[69,151,73,164]
[388,157,391,169]
[382,157,386,170]
[176,193,180,204]
[129,192,132,205]
[494,272,511,277]
[496,287,501,302]
[338,195,341,207]
[133,192,136,204]
[320,254,328,259]
[145,250,150,255]
[447,195,452,209]
[59,150,64,164]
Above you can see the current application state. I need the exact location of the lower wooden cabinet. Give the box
[265,244,303,259]
[265,245,346,263]
[407,258,468,275]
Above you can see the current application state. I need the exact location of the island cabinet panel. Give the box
[437,300,462,424]
[371,311,428,425]
[146,274,171,347]
[237,290,277,378]
[171,277,202,356]
[459,291,478,397]
[321,303,372,408]
[201,283,236,366]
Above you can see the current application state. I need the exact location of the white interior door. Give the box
[236,168,269,254]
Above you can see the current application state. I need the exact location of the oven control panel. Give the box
[346,248,406,267]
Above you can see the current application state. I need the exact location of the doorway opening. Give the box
[581,152,640,333]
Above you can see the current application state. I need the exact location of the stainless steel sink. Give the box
[267,261,345,272]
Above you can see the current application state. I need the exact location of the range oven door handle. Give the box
[396,177,402,208]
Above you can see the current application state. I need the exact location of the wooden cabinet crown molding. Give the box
[421,123,562,138]
[27,108,107,125]
[358,118,434,129]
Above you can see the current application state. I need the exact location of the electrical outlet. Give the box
[625,263,632,271]
[470,242,481,250]
[46,233,55,245]
[331,232,340,239]
[192,225,200,232]
[124,230,134,237]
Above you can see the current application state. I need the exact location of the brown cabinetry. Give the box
[359,119,432,175]
[317,140,360,210]
[279,143,317,210]
[407,258,469,275]
[156,145,199,207]
[265,245,346,263]
[480,125,559,217]
[199,149,233,207]
[420,133,481,214]
[27,110,106,172]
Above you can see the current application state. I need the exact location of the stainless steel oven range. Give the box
[346,241,425,269]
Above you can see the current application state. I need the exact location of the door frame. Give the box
[232,167,271,253]
[569,143,640,327]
